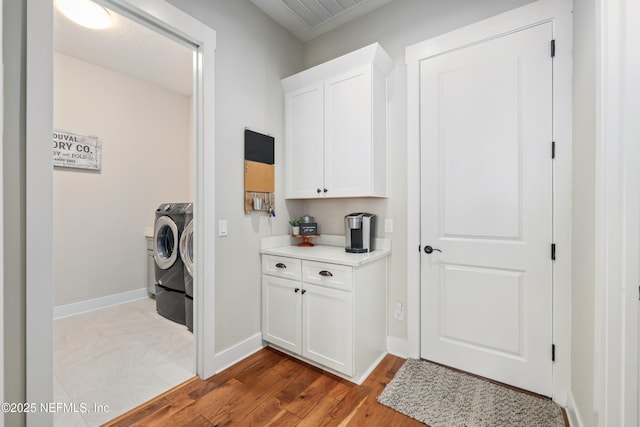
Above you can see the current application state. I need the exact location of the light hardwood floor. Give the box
[104,347,424,426]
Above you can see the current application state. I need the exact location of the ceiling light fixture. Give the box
[56,0,112,30]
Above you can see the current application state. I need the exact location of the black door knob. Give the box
[424,245,442,254]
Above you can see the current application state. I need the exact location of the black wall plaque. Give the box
[244,129,274,164]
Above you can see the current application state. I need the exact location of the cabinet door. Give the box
[262,275,302,354]
[285,83,324,198]
[324,66,373,197]
[302,283,353,375]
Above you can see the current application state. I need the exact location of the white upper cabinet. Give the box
[282,43,392,199]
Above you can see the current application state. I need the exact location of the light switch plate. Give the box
[218,220,228,237]
[384,218,393,233]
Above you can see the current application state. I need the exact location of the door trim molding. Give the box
[594,0,640,424]
[405,0,573,405]
[26,1,216,424]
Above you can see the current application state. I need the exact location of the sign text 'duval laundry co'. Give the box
[53,130,102,171]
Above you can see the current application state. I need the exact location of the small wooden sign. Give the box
[53,130,102,171]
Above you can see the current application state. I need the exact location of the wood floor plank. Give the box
[321,384,372,427]
[295,395,341,427]
[239,394,291,426]
[102,397,173,427]
[343,392,423,427]
[201,357,299,425]
[285,374,339,419]
[233,348,285,385]
[265,409,302,427]
[178,414,217,427]
[103,348,567,427]
[129,394,196,427]
[272,363,322,405]
[186,380,250,426]
[327,379,352,401]
[151,378,247,427]
[173,348,274,399]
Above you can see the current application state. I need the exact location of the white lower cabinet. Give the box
[261,253,386,383]
[262,275,302,355]
[302,282,353,375]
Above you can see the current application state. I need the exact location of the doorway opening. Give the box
[25,0,217,424]
[52,4,196,423]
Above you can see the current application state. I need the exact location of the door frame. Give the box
[594,0,640,424]
[405,0,573,405]
[26,0,216,424]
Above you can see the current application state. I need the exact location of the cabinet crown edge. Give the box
[281,42,393,92]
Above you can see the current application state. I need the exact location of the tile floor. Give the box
[54,297,194,426]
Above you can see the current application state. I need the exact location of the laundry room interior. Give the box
[52,6,197,423]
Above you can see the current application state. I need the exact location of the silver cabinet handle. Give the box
[275,263,287,269]
[318,270,333,277]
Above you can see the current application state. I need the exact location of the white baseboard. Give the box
[387,335,408,358]
[566,390,586,427]
[213,333,265,375]
[355,351,388,385]
[54,288,149,320]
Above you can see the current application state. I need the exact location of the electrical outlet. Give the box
[384,218,393,233]
[394,301,403,320]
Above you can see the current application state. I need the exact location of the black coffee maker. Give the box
[344,213,376,253]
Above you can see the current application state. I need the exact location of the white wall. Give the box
[300,0,535,342]
[53,52,192,306]
[571,0,597,424]
[166,0,304,352]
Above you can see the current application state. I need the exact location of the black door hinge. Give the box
[552,344,556,362]
[551,40,556,57]
[551,244,556,260]
[552,141,556,159]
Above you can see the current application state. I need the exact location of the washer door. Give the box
[180,220,194,277]
[154,216,179,270]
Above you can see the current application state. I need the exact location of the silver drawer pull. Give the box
[275,263,287,269]
[318,270,333,277]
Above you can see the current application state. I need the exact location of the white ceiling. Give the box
[250,0,395,42]
[54,4,194,96]
[54,0,393,94]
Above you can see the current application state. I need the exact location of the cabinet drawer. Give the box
[262,255,302,280]
[302,261,352,292]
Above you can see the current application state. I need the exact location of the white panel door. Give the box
[302,283,353,375]
[420,23,553,395]
[324,66,372,197]
[262,275,302,354]
[285,83,324,198]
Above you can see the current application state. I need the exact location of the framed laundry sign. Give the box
[53,130,102,170]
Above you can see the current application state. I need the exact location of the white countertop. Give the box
[260,235,390,267]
